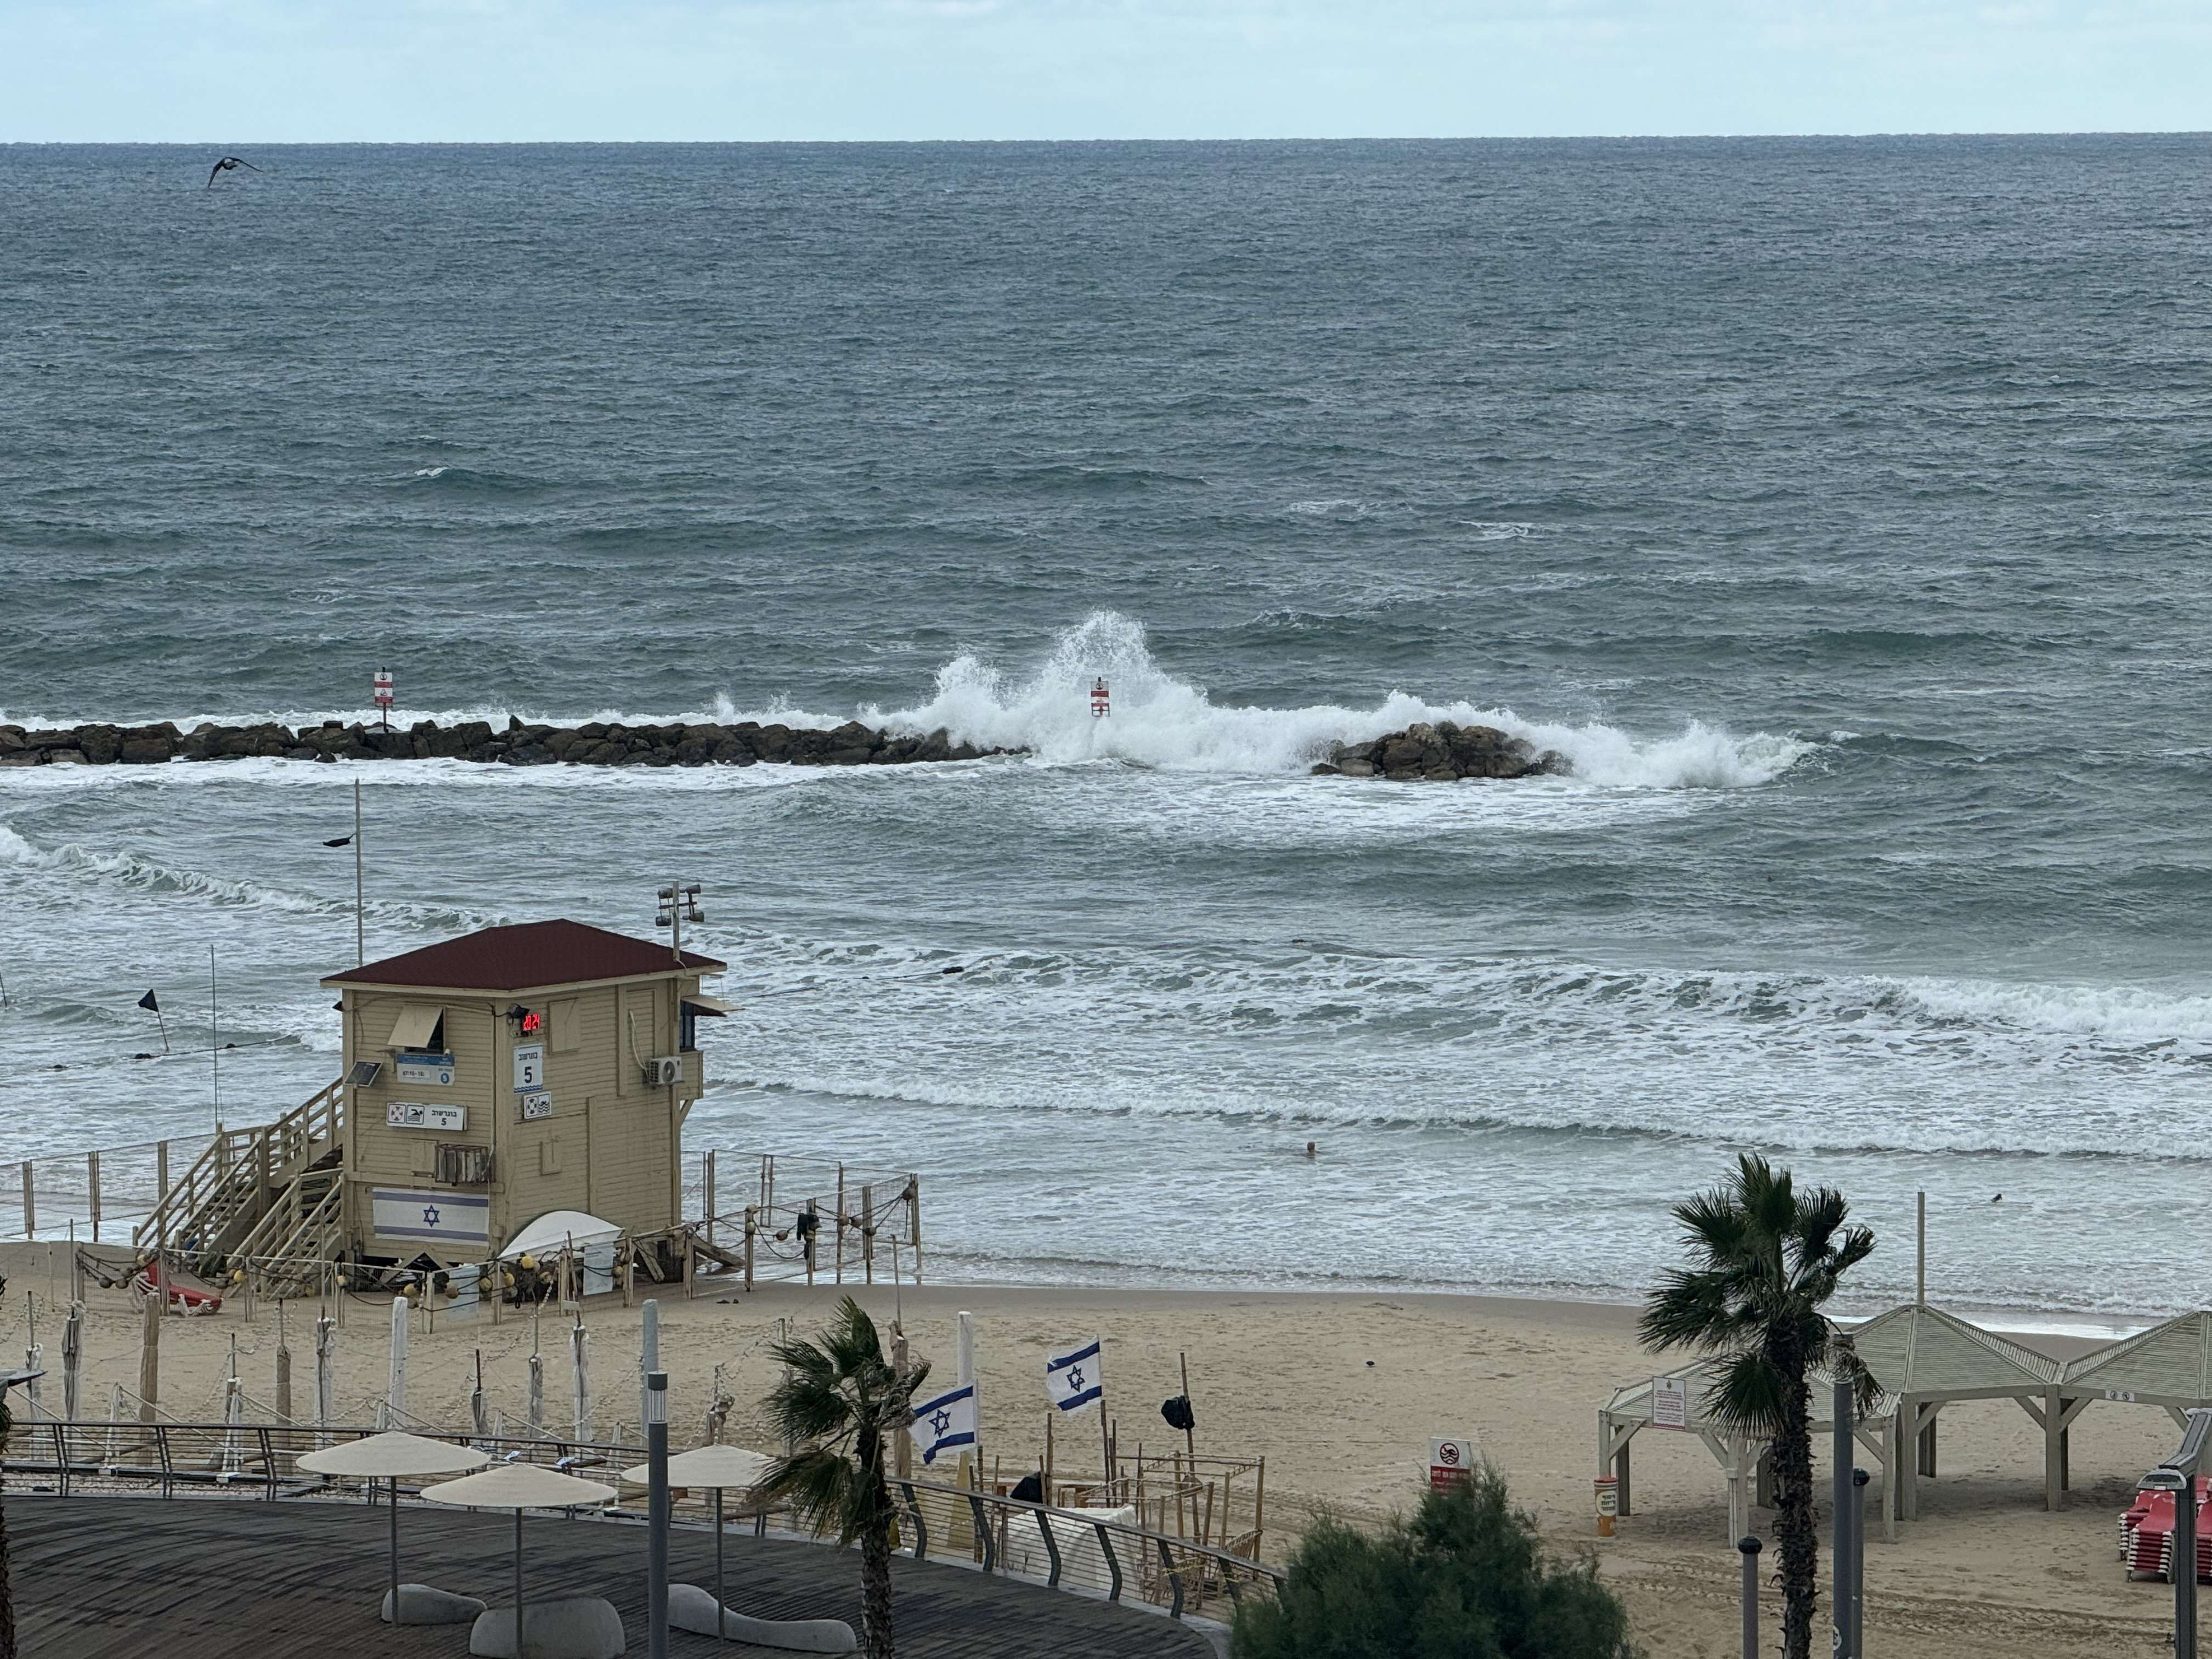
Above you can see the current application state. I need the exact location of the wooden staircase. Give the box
[133,1080,345,1279]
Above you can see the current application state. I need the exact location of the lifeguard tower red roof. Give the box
[323,919,723,993]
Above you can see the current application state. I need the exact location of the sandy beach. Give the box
[0,1244,2178,1657]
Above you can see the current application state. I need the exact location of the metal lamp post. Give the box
[647,1368,669,1659]
[2141,1408,2212,1659]
[1736,1535,1760,1659]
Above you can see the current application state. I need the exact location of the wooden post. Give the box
[1916,1190,1926,1305]
[861,1184,875,1285]
[834,1165,846,1284]
[743,1205,756,1291]
[803,1198,819,1285]
[906,1177,923,1284]
[683,1232,697,1299]
[157,1139,170,1205]
[892,1328,913,1479]
[620,1239,634,1308]
[703,1150,716,1246]
[138,1288,160,1425]
[21,1161,33,1239]
[88,1152,101,1242]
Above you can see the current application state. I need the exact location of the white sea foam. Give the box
[860,612,1810,787]
[0,612,1810,791]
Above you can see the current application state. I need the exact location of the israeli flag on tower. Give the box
[1046,1338,1104,1415]
[910,1382,978,1468]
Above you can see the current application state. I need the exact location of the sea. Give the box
[4,137,2210,1322]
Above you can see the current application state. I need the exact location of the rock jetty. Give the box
[0,717,1015,770]
[1311,721,1566,781]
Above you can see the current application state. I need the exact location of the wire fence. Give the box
[0,1133,216,1243]
[0,1419,1282,1624]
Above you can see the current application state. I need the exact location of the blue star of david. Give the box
[929,1409,952,1437]
[1066,1367,1085,1391]
[422,1204,442,1226]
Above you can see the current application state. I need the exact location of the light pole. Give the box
[2141,1408,2212,1659]
[1736,1535,1760,1659]
[656,880,703,963]
[644,1295,668,1659]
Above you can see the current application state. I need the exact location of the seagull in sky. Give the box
[206,155,262,190]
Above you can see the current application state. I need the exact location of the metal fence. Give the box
[1,1419,1282,1625]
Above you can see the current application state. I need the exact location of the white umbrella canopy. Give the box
[424,1462,622,1647]
[621,1445,771,1489]
[422,1463,618,1510]
[299,1431,491,1479]
[298,1431,492,1625]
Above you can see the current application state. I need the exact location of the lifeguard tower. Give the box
[320,919,726,1265]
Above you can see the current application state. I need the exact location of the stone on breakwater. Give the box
[0,717,1013,771]
[1311,721,1567,782]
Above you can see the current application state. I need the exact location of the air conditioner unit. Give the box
[643,1056,684,1087]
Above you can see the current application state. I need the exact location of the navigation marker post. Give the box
[373,668,394,731]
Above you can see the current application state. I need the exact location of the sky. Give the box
[3,0,2208,142]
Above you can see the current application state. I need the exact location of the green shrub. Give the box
[1232,1465,1638,1659]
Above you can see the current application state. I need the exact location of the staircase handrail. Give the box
[128,1079,344,1254]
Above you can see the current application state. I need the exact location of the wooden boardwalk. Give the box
[8,1496,1220,1659]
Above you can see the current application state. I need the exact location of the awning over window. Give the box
[386,1004,444,1050]
[682,995,731,1017]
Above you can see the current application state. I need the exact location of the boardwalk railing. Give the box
[3,1420,1282,1625]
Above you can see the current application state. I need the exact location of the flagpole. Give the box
[156,1004,168,1054]
[208,944,220,1133]
[353,777,364,966]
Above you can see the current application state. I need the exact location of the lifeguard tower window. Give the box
[387,1005,444,1052]
[680,1003,698,1053]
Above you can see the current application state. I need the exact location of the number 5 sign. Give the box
[512,1042,545,1091]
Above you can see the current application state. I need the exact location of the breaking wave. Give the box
[860,612,1810,787]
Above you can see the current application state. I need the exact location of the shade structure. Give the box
[620,1445,770,1489]
[1599,1361,1897,1543]
[424,1463,618,1509]
[2062,1311,2212,1410]
[425,1465,618,1657]
[1848,1303,2068,1518]
[299,1430,492,1479]
[297,1432,490,1623]
[622,1444,771,1639]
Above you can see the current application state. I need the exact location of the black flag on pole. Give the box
[323,834,353,848]
[137,989,160,1012]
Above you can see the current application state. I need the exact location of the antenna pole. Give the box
[354,778,365,966]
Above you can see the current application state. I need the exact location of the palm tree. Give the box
[1639,1154,1875,1659]
[757,1297,929,1659]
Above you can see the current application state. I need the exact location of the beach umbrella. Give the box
[299,1430,490,1622]
[622,1444,771,1635]
[422,1462,618,1651]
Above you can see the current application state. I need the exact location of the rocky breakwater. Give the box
[1311,721,1566,781]
[0,717,1014,769]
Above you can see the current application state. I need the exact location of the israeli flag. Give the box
[1046,1338,1104,1415]
[910,1382,978,1468]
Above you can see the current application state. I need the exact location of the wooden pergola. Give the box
[2059,1310,2212,1431]
[1599,1361,1897,1544]
[1847,1302,2070,1517]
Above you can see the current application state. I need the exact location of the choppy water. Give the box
[4,138,2212,1316]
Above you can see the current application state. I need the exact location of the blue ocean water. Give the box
[3,138,2211,1314]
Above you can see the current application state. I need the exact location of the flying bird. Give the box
[206,155,262,189]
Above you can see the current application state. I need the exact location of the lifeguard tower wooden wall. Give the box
[320,919,725,1263]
